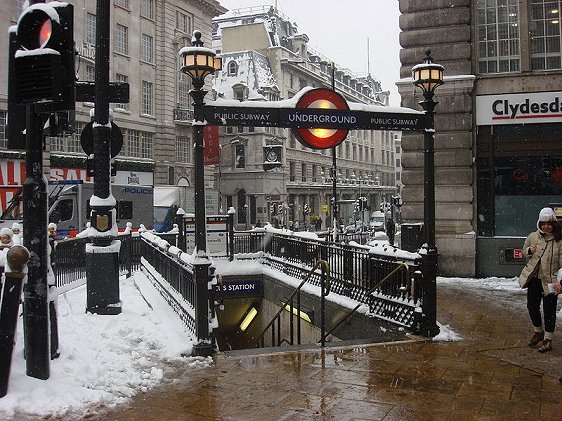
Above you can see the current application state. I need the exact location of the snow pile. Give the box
[0,271,210,419]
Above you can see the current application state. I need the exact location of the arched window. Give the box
[228,61,238,75]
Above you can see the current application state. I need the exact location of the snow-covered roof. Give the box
[213,50,278,101]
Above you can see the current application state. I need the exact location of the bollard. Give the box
[0,245,30,397]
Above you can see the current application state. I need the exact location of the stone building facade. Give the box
[0,0,226,199]
[212,6,398,230]
[398,0,562,277]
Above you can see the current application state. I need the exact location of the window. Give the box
[141,34,153,63]
[177,12,191,33]
[47,122,83,153]
[177,72,191,109]
[289,161,295,181]
[237,190,247,225]
[117,201,133,219]
[141,132,152,159]
[235,144,245,168]
[141,0,153,19]
[114,74,129,110]
[301,163,307,182]
[50,199,73,223]
[128,130,140,157]
[86,13,96,44]
[85,65,96,82]
[0,111,6,149]
[176,136,190,163]
[228,61,238,75]
[530,0,562,70]
[115,0,129,7]
[141,81,153,115]
[115,24,128,55]
[476,0,520,73]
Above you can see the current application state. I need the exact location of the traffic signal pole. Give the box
[86,0,121,315]
[22,106,50,380]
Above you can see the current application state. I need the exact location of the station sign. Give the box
[292,88,350,148]
[213,279,263,298]
[202,88,426,146]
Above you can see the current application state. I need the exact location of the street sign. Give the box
[80,122,123,158]
[292,88,350,149]
[76,81,130,103]
[201,103,425,132]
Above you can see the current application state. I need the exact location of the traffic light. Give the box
[7,29,26,149]
[270,204,275,215]
[277,203,283,214]
[13,2,75,112]
[303,204,310,215]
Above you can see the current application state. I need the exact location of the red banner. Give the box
[203,126,220,166]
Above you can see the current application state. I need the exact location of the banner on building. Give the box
[203,125,220,165]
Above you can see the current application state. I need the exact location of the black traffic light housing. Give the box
[7,29,26,149]
[13,2,75,112]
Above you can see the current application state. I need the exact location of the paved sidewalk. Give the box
[64,282,562,419]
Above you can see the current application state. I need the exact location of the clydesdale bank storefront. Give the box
[476,91,562,277]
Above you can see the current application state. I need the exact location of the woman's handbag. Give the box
[520,245,548,288]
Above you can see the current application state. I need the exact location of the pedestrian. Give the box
[386,217,396,246]
[518,207,562,353]
[11,222,22,245]
[48,222,58,241]
[0,227,14,249]
[294,220,299,232]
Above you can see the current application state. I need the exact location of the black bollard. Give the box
[0,246,30,397]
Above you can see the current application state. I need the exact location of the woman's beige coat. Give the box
[518,230,562,295]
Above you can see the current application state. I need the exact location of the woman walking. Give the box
[518,207,562,353]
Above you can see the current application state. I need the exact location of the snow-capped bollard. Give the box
[0,245,30,397]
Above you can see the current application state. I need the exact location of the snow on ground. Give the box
[0,267,543,418]
[0,271,211,419]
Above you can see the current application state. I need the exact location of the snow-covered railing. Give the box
[137,232,215,354]
[233,229,428,333]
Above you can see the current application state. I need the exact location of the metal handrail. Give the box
[319,262,410,343]
[256,260,330,348]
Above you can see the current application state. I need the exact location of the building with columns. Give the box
[211,6,398,230]
[0,0,226,216]
[398,0,562,277]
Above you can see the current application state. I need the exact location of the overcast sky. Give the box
[217,0,402,105]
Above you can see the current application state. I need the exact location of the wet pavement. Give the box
[16,281,562,421]
[39,282,562,420]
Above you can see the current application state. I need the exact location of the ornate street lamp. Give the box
[179,30,222,356]
[412,49,444,337]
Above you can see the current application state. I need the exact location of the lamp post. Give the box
[179,30,222,356]
[412,49,444,337]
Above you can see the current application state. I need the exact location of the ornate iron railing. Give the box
[234,230,426,333]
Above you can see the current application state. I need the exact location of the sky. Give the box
[217,0,402,105]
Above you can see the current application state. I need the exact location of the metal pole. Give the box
[189,79,214,357]
[330,62,339,241]
[86,0,121,315]
[420,92,439,337]
[22,106,50,379]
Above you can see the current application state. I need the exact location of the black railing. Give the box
[54,233,140,289]
[138,232,214,351]
[234,230,426,333]
[257,260,330,348]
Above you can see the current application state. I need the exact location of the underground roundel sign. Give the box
[291,88,350,149]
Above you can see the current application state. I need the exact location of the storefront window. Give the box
[479,154,562,236]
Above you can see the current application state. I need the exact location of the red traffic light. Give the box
[17,8,57,50]
[14,3,75,111]
[39,19,52,48]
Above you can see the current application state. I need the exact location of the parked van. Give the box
[0,180,154,238]
[369,211,386,231]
